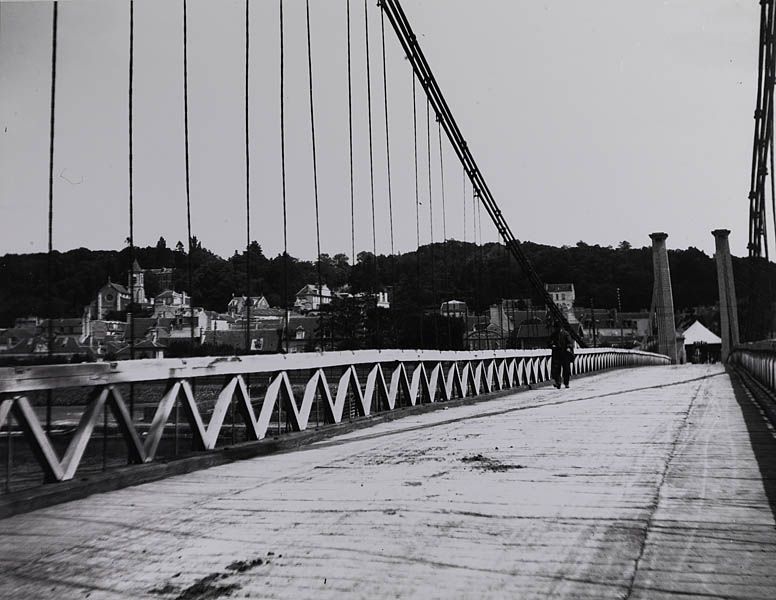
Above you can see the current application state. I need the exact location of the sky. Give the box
[0,0,762,261]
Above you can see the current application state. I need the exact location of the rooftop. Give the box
[545,283,574,293]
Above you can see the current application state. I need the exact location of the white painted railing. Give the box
[0,348,668,485]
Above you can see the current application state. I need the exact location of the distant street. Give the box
[1,364,774,599]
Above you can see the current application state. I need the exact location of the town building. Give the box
[545,283,578,323]
[40,318,85,341]
[13,316,44,329]
[464,321,504,350]
[0,326,37,352]
[440,299,468,319]
[153,289,191,318]
[145,266,174,291]
[294,284,332,313]
[331,285,391,311]
[92,280,131,319]
[227,295,271,317]
[375,290,391,310]
[512,318,552,349]
[546,283,575,310]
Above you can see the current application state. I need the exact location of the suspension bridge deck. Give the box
[0,364,774,599]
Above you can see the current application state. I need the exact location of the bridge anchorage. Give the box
[2,1,776,598]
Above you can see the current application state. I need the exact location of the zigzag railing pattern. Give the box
[0,348,668,484]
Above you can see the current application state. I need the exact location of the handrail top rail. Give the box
[0,347,669,394]
[731,341,776,353]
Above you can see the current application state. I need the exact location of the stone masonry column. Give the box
[650,232,678,363]
[712,229,740,361]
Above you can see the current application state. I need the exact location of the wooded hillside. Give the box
[2,237,774,340]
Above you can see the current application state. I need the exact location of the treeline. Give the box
[1,237,775,339]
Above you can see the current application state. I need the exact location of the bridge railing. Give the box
[729,343,776,394]
[0,348,667,492]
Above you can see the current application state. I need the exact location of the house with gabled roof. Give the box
[546,283,577,324]
[227,295,271,317]
[294,284,332,313]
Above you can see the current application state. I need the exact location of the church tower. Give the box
[129,259,147,304]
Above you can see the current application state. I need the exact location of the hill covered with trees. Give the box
[1,237,774,339]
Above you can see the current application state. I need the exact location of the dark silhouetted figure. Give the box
[550,321,574,389]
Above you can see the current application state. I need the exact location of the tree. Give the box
[156,237,167,250]
[617,240,632,251]
[175,241,184,253]
[317,253,350,289]
[5,238,776,337]
[319,296,367,350]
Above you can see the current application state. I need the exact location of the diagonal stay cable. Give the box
[379,0,584,345]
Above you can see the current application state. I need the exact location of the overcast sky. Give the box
[0,0,761,261]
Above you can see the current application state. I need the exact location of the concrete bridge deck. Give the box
[1,364,774,599]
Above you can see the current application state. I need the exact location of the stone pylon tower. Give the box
[650,232,678,363]
[712,229,740,361]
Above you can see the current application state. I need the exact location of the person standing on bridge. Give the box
[550,321,574,389]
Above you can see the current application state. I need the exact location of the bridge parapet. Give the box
[0,348,667,489]
[730,344,776,392]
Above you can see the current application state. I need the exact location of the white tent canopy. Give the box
[682,320,721,345]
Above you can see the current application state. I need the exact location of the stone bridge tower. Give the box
[712,229,740,361]
[650,232,678,363]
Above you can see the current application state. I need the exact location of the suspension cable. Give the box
[279,0,289,352]
[346,0,355,266]
[305,0,324,350]
[438,120,451,346]
[128,0,135,361]
[380,9,395,256]
[244,0,251,353]
[426,99,438,347]
[462,166,467,244]
[183,0,195,348]
[364,0,377,275]
[771,136,776,258]
[412,74,423,347]
[426,101,434,246]
[476,190,484,348]
[379,7,397,345]
[47,1,58,357]
[364,0,381,348]
[503,244,512,347]
[127,1,136,419]
[45,1,58,432]
[462,166,468,349]
[438,121,447,243]
[749,0,776,258]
